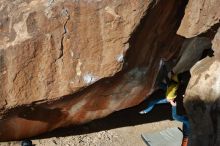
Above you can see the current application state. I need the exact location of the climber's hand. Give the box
[168,99,176,106]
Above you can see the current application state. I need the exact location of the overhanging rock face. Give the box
[0,0,187,141]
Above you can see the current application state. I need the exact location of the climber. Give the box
[139,72,190,146]
[139,76,177,114]
[173,71,191,146]
[139,73,179,115]
[21,139,32,146]
[139,36,214,146]
[142,59,177,115]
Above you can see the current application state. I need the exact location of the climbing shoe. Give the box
[21,140,32,146]
[139,110,147,114]
[181,137,188,146]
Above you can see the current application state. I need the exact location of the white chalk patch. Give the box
[116,54,124,62]
[83,74,97,85]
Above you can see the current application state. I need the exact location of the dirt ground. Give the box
[0,95,182,146]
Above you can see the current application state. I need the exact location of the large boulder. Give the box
[178,0,220,145]
[184,29,220,146]
[0,0,187,141]
[0,0,150,108]
[177,0,220,38]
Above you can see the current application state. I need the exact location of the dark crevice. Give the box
[198,21,220,40]
[56,8,70,61]
[124,0,188,71]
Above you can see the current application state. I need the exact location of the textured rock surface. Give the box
[184,59,220,145]
[177,0,220,38]
[172,37,211,74]
[0,0,187,141]
[180,0,220,144]
[0,0,149,108]
[184,28,220,146]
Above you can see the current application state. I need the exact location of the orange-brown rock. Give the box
[0,0,188,141]
[177,0,220,38]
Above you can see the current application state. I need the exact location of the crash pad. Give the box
[141,127,183,146]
